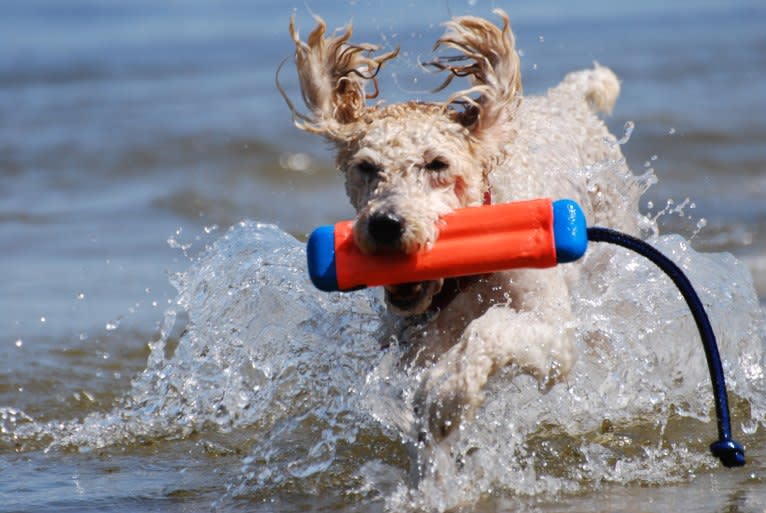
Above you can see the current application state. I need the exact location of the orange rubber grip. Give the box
[333,198,556,290]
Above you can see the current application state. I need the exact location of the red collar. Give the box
[483,183,492,206]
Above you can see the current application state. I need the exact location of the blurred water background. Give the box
[1,1,766,512]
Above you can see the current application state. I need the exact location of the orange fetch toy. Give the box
[307,198,587,292]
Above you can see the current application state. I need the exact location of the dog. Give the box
[282,9,641,449]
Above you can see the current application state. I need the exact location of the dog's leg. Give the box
[417,269,576,440]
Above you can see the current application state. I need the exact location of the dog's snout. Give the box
[368,212,405,246]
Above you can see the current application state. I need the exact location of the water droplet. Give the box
[14,339,23,348]
[105,319,120,331]
[741,418,758,435]
[614,121,635,145]
[690,218,708,240]
[668,127,676,135]
[76,292,85,300]
[40,316,46,323]
[538,35,545,43]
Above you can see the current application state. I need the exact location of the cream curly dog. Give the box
[284,10,639,444]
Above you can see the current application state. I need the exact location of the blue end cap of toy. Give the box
[306,225,339,292]
[553,199,588,263]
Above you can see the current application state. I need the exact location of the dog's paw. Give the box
[413,353,482,443]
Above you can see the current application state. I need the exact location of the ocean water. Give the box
[2,1,766,512]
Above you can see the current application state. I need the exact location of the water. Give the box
[2,1,766,511]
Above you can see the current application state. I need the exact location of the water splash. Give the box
[608,120,635,146]
[377,230,766,511]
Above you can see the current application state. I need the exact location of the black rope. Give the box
[586,227,745,467]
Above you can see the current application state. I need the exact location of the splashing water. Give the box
[610,120,635,146]
[2,167,765,511]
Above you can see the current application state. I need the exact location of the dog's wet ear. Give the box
[429,9,522,140]
[282,14,399,139]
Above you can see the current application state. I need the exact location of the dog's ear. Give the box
[283,14,399,138]
[429,9,522,142]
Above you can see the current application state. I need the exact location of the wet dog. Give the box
[283,9,639,448]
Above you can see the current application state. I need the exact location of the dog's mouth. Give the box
[384,280,441,316]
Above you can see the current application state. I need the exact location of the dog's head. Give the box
[284,10,522,315]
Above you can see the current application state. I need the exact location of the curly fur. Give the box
[285,9,640,449]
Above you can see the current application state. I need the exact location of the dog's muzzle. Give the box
[366,212,442,315]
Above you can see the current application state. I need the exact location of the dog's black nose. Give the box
[368,212,405,246]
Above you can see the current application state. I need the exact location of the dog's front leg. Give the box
[417,270,576,441]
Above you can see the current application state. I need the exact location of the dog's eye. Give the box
[356,160,381,177]
[424,158,449,172]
